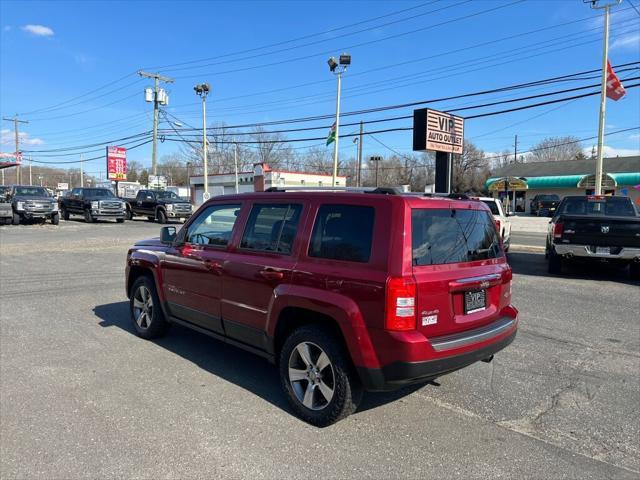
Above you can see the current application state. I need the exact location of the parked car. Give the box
[59,187,126,223]
[125,189,192,223]
[530,194,560,216]
[0,186,13,225]
[9,185,59,225]
[476,197,512,252]
[546,195,640,279]
[125,189,518,426]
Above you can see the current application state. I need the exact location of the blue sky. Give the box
[1,0,639,178]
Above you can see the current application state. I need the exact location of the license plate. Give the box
[596,247,610,255]
[464,289,486,314]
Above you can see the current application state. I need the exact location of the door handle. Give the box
[259,269,284,280]
[204,260,224,274]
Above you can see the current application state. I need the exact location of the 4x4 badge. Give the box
[601,226,610,234]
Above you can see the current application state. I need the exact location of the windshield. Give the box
[559,196,638,216]
[84,188,115,198]
[481,200,500,215]
[14,187,50,197]
[155,191,179,200]
[538,195,559,201]
[412,208,503,266]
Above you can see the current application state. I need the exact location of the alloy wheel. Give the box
[288,341,335,411]
[133,285,153,329]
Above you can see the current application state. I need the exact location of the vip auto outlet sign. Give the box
[413,108,464,154]
[106,146,127,180]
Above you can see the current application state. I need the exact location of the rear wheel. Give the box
[116,218,125,223]
[61,206,69,220]
[12,213,20,225]
[147,216,155,222]
[548,251,562,274]
[279,325,362,427]
[630,263,640,281]
[129,276,169,339]
[157,209,167,224]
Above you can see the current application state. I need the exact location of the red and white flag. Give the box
[606,61,626,101]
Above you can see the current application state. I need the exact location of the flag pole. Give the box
[594,4,610,195]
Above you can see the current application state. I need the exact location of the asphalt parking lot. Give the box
[1,220,639,479]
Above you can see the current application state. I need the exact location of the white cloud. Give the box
[583,145,640,157]
[1,129,44,146]
[629,133,640,141]
[610,33,640,51]
[21,24,54,37]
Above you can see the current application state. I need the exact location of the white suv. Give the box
[477,197,512,252]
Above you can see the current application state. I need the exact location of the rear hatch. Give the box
[560,215,640,248]
[411,206,510,337]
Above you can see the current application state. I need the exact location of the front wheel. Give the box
[51,213,59,225]
[129,276,169,339]
[12,213,20,225]
[630,263,640,281]
[125,207,133,220]
[279,325,362,427]
[157,209,167,224]
[116,218,125,223]
[84,210,95,223]
[61,206,69,220]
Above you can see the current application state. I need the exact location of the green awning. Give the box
[610,172,640,186]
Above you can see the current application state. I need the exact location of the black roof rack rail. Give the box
[263,186,401,194]
[422,192,470,200]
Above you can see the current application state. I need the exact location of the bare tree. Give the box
[452,140,490,193]
[527,136,583,163]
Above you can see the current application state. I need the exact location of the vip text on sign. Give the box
[412,108,464,154]
[106,146,127,180]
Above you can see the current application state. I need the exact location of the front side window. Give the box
[308,204,375,263]
[412,208,502,266]
[481,200,500,215]
[186,204,241,246]
[241,204,302,254]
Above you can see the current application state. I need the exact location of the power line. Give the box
[29,138,153,165]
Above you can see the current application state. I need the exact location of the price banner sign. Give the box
[106,146,127,180]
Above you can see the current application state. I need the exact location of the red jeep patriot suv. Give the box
[126,189,518,426]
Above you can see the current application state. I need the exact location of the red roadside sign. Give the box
[106,146,127,180]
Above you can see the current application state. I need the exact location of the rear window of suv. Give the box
[309,204,375,263]
[412,208,502,266]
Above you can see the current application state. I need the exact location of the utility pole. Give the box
[234,143,239,194]
[80,153,84,187]
[29,156,32,185]
[357,121,363,187]
[138,71,174,176]
[3,115,29,184]
[513,134,518,164]
[587,0,621,195]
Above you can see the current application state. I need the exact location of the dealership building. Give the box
[485,156,640,213]
[189,163,347,204]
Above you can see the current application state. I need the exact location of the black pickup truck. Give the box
[59,187,127,223]
[530,194,560,216]
[546,195,640,279]
[125,189,192,223]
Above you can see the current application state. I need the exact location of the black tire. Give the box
[61,206,69,221]
[129,275,169,339]
[548,251,562,274]
[147,216,155,222]
[279,325,362,427]
[630,263,640,281]
[157,209,167,224]
[84,210,95,223]
[12,213,20,225]
[116,218,125,223]
[126,207,133,220]
[51,213,59,225]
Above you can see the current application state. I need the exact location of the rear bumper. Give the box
[357,315,518,392]
[553,244,640,261]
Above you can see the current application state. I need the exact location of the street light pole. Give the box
[194,83,211,198]
[234,143,239,194]
[588,0,621,195]
[328,54,351,187]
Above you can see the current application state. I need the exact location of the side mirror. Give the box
[160,226,177,245]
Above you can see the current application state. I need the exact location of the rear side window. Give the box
[481,200,500,215]
[241,204,302,254]
[559,197,637,216]
[412,208,502,266]
[308,205,375,263]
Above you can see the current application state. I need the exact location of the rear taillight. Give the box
[385,276,416,331]
[553,221,564,239]
[495,219,501,232]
